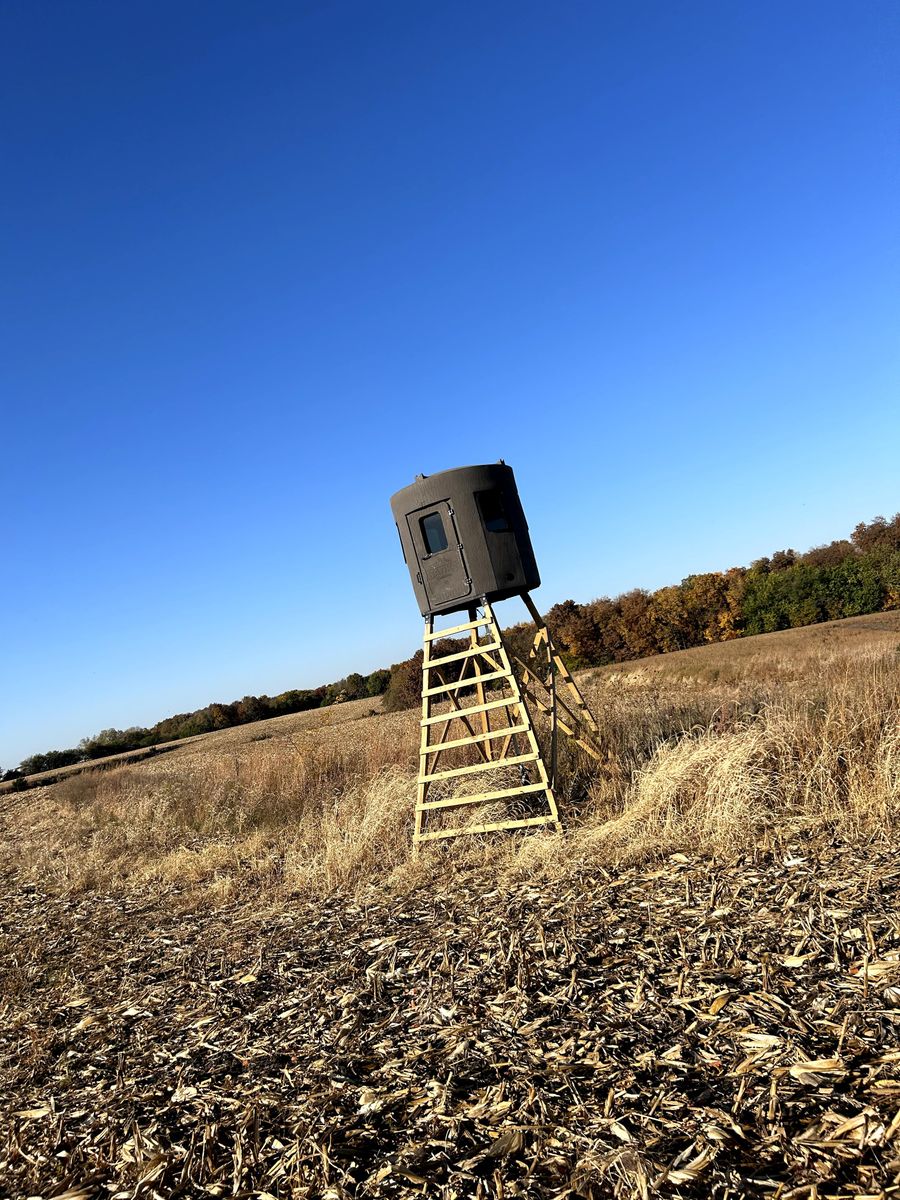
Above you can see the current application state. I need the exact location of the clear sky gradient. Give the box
[2,2,899,766]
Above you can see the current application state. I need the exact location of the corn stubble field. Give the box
[3,613,900,1200]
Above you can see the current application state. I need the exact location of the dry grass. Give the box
[4,614,899,906]
[548,652,898,871]
[9,709,419,901]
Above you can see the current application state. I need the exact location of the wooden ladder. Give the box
[414,598,603,845]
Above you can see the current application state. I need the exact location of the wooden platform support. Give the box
[414,598,604,846]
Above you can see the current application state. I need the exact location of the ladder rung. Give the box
[421,697,519,726]
[423,724,528,753]
[424,617,488,640]
[419,782,547,811]
[421,752,537,783]
[423,669,508,697]
[424,642,501,669]
[416,814,558,840]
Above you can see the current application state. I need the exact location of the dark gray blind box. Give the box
[390,462,540,617]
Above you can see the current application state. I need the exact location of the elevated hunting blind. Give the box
[390,462,606,846]
[390,463,540,618]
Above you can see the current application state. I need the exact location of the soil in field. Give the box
[2,841,899,1199]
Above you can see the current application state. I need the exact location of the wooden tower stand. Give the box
[414,596,604,845]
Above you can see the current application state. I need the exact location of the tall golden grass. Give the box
[568,651,900,865]
[6,630,899,903]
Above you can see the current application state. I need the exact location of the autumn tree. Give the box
[585,597,627,662]
[382,650,424,712]
[800,540,854,567]
[852,514,900,554]
[616,589,657,659]
[544,600,603,667]
[649,585,689,653]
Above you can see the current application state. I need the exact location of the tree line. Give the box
[5,512,899,782]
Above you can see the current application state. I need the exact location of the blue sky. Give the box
[2,1,898,766]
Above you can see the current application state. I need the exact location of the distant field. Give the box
[2,610,899,1197]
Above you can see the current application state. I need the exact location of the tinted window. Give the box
[477,489,510,533]
[420,511,449,554]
